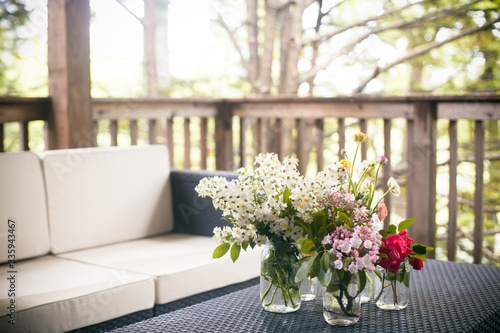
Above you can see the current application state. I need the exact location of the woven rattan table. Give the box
[112,260,500,333]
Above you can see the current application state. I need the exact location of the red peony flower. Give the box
[378,230,414,275]
[409,256,423,270]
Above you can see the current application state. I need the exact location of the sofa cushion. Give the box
[57,233,261,304]
[40,145,173,254]
[0,256,154,333]
[0,152,50,263]
[170,169,236,236]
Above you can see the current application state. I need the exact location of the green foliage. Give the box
[212,243,230,259]
[230,242,241,262]
[0,0,30,94]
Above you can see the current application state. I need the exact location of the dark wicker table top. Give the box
[112,260,500,333]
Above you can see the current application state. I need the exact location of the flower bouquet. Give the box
[294,132,400,326]
[195,153,307,313]
[374,218,434,310]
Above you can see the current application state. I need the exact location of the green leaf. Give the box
[284,186,292,202]
[374,268,383,280]
[411,253,427,262]
[411,244,434,255]
[403,272,410,288]
[318,266,333,287]
[230,243,241,262]
[295,253,318,283]
[343,223,353,231]
[212,243,230,259]
[397,218,415,232]
[357,270,367,293]
[223,215,234,223]
[320,252,330,272]
[318,226,328,242]
[332,267,344,282]
[378,253,388,259]
[301,239,316,254]
[337,211,351,223]
[387,224,397,235]
[342,271,352,286]
[241,241,248,251]
[326,283,340,293]
[379,229,389,238]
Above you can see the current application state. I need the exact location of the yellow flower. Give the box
[353,132,368,143]
[340,159,351,170]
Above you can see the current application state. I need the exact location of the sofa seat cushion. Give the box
[39,145,174,254]
[57,233,261,304]
[0,256,154,333]
[0,152,50,262]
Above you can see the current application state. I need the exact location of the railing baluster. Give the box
[296,119,306,174]
[0,123,4,152]
[274,118,282,157]
[383,118,392,229]
[215,102,234,171]
[448,120,458,262]
[360,118,367,160]
[240,117,246,168]
[149,119,157,144]
[474,120,485,264]
[338,118,345,160]
[130,120,138,145]
[19,121,29,151]
[256,118,262,155]
[316,119,324,172]
[200,118,207,170]
[44,121,50,150]
[184,117,191,169]
[282,119,292,158]
[166,117,174,167]
[110,120,118,146]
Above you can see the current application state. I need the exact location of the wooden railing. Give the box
[1,95,499,266]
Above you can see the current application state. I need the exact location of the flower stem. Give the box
[332,282,359,318]
[374,272,386,302]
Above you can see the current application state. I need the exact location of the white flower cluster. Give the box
[289,162,346,223]
[196,153,314,245]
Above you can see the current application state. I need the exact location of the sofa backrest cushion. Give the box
[0,152,50,262]
[171,169,236,236]
[40,145,173,254]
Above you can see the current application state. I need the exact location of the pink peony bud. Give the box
[378,201,388,221]
[376,156,388,165]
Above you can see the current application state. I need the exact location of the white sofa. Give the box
[0,145,260,333]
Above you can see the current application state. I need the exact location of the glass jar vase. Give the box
[301,276,321,301]
[373,261,411,310]
[323,276,361,326]
[260,239,302,313]
[360,272,373,304]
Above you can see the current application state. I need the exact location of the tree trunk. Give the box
[144,0,159,96]
[247,0,259,94]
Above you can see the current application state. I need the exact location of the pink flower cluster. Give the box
[322,225,382,274]
[320,190,371,225]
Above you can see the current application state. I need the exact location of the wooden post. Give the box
[215,102,234,170]
[48,0,92,149]
[407,102,437,252]
[0,123,4,152]
[473,120,485,264]
[447,120,458,261]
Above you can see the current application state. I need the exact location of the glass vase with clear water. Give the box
[260,239,302,313]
